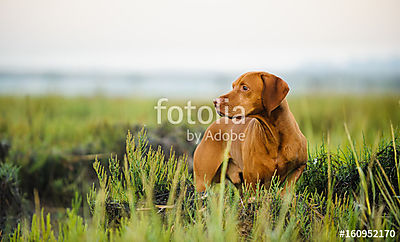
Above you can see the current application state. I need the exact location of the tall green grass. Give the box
[9,126,400,241]
[1,95,399,240]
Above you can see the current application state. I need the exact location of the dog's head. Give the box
[214,72,289,118]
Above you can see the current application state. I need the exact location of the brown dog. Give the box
[193,71,307,192]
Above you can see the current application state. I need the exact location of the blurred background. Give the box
[1,0,399,97]
[0,0,399,236]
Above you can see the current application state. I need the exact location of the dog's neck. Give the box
[252,99,291,145]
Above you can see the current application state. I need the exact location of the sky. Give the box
[0,0,399,72]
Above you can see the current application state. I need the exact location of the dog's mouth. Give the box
[216,109,244,120]
[215,103,244,119]
[216,109,225,117]
[216,110,232,119]
[214,105,228,118]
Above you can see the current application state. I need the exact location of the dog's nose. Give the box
[213,98,223,106]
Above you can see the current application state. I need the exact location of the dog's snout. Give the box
[213,98,223,106]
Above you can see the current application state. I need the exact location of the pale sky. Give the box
[0,0,399,71]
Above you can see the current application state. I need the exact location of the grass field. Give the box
[0,94,399,241]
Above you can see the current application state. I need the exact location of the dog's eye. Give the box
[242,85,249,91]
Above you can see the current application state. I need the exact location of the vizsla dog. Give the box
[193,71,307,192]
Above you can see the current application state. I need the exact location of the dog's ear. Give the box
[260,73,289,116]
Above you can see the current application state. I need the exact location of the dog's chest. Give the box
[237,124,301,178]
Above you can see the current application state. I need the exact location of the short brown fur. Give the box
[193,71,307,192]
